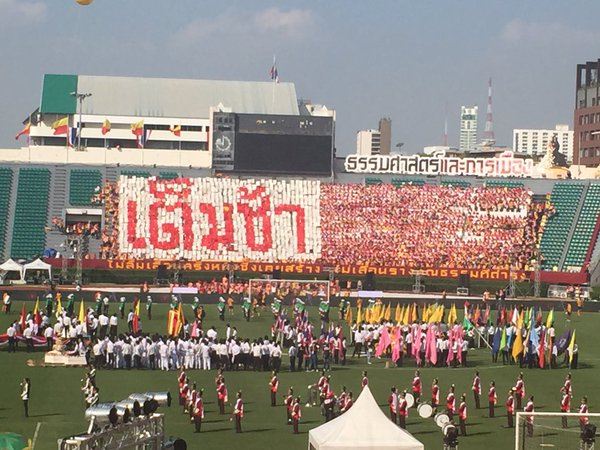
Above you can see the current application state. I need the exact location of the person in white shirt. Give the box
[7,322,17,353]
[201,340,211,370]
[98,314,109,339]
[109,314,118,337]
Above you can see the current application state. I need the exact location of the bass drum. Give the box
[434,412,450,428]
[405,393,415,408]
[417,403,433,418]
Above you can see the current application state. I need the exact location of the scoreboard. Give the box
[211,112,334,175]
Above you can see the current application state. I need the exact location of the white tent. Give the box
[0,259,24,277]
[23,258,52,280]
[308,386,424,450]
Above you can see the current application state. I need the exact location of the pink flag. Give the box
[425,325,437,366]
[375,327,392,357]
[191,320,199,338]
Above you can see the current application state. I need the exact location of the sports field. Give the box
[0,301,595,450]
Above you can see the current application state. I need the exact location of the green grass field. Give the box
[0,301,597,450]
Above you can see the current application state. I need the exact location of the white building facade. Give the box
[459,106,478,152]
[356,129,381,155]
[513,124,574,162]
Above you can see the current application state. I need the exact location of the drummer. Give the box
[412,370,422,405]
[398,391,408,429]
[431,378,440,411]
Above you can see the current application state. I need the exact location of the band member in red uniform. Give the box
[524,396,535,437]
[233,391,244,433]
[398,391,409,429]
[180,378,190,413]
[340,392,353,413]
[292,396,302,434]
[338,386,348,413]
[284,387,294,424]
[361,371,369,389]
[560,387,570,428]
[217,377,228,415]
[412,370,422,405]
[317,371,329,405]
[323,390,336,422]
[506,388,515,428]
[269,370,279,407]
[388,387,399,424]
[458,394,468,436]
[192,389,204,433]
[488,381,497,418]
[579,397,589,432]
[472,371,481,409]
[563,373,572,397]
[431,378,440,411]
[446,385,456,421]
[514,372,525,410]
[178,368,186,391]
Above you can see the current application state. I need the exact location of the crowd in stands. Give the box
[92,182,119,259]
[50,217,101,239]
[320,184,546,270]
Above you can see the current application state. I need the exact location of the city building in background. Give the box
[356,118,391,156]
[513,125,574,162]
[574,59,600,166]
[459,106,478,152]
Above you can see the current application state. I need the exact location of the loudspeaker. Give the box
[273,269,282,280]
[458,274,470,288]
[364,272,375,291]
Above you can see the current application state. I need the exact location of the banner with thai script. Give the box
[119,177,321,261]
[344,150,534,177]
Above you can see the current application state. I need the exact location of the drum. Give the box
[405,393,415,408]
[443,423,456,436]
[417,403,433,418]
[435,412,450,428]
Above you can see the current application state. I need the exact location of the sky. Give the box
[1,0,600,155]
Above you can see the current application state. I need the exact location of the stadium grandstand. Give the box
[1,73,600,291]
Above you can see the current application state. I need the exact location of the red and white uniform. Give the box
[515,379,525,399]
[579,403,589,427]
[341,398,353,412]
[488,386,497,405]
[388,392,398,414]
[458,401,467,420]
[524,400,534,424]
[317,375,327,391]
[234,398,244,417]
[292,401,301,420]
[561,394,571,413]
[338,392,348,410]
[563,379,572,397]
[193,397,204,419]
[472,376,481,395]
[432,384,440,405]
[285,394,294,413]
[270,376,279,393]
[217,382,228,403]
[506,395,514,415]
[398,397,408,417]
[178,371,186,388]
[180,383,189,402]
[361,376,369,388]
[446,392,456,413]
[412,376,422,395]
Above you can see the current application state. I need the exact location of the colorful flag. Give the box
[15,122,30,140]
[52,117,69,135]
[491,329,502,354]
[102,119,111,135]
[538,330,546,368]
[499,327,507,351]
[356,306,362,324]
[545,309,554,328]
[383,303,391,322]
[512,329,524,362]
[78,299,86,324]
[394,303,401,323]
[345,305,353,325]
[55,296,63,318]
[68,127,78,147]
[375,327,391,357]
[19,303,27,331]
[170,125,181,136]
[556,329,572,355]
[447,303,457,324]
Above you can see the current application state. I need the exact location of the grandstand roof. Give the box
[39,74,300,118]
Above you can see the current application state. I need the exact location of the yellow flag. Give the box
[512,329,524,361]
[568,330,576,364]
[402,304,410,325]
[545,309,554,328]
[33,298,39,315]
[345,306,353,325]
[356,307,363,324]
[55,297,63,318]
[394,303,401,323]
[78,299,86,324]
[422,304,430,322]
[384,303,391,321]
[447,303,457,324]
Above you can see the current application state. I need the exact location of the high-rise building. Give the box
[574,59,600,166]
[355,117,391,155]
[513,125,574,162]
[459,106,478,152]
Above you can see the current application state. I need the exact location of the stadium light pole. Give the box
[70,91,92,151]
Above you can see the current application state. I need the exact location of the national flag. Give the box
[131,120,144,136]
[52,117,69,135]
[269,56,279,83]
[167,308,179,336]
[170,124,181,136]
[15,122,30,140]
[68,127,78,147]
[545,309,554,328]
[101,119,111,135]
[568,330,576,365]
[462,314,473,331]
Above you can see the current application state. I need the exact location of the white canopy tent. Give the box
[308,386,424,450]
[0,259,24,282]
[22,258,52,281]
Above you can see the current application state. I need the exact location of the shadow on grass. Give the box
[466,431,493,436]
[29,413,63,418]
